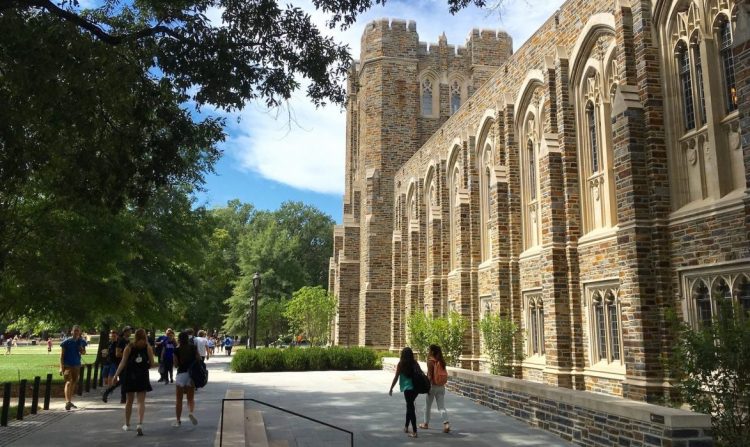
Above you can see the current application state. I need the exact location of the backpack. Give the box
[433,360,448,386]
[189,358,208,388]
[412,364,431,394]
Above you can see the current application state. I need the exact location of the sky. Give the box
[192,0,568,223]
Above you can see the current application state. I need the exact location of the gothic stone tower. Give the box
[329,19,513,348]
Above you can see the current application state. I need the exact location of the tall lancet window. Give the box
[450,80,461,115]
[421,78,433,116]
[719,20,737,113]
[586,102,600,173]
[692,38,707,126]
[678,44,696,131]
[527,140,536,201]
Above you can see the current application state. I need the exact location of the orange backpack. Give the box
[433,360,448,386]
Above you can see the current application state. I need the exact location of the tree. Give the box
[283,286,336,345]
[668,305,750,446]
[407,311,466,366]
[480,313,524,376]
[223,202,334,335]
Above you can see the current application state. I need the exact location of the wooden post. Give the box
[43,374,52,410]
[1,382,10,426]
[84,364,92,393]
[31,376,40,415]
[16,379,27,420]
[91,360,102,389]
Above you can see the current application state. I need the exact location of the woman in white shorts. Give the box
[172,332,199,427]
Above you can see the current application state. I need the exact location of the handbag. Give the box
[412,364,431,394]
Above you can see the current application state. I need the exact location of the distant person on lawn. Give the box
[60,325,87,411]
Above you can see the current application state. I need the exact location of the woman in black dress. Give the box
[114,328,154,436]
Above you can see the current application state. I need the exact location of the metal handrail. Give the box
[219,398,354,447]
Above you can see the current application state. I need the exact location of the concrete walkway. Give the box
[3,356,574,447]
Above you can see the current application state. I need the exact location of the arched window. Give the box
[421,78,433,116]
[449,164,460,270]
[693,280,712,327]
[678,43,696,131]
[718,19,737,113]
[527,139,536,201]
[526,294,544,357]
[734,275,750,313]
[479,142,493,262]
[660,3,742,210]
[586,284,622,365]
[692,36,707,126]
[586,102,600,173]
[450,80,462,115]
[606,291,620,361]
[518,85,543,250]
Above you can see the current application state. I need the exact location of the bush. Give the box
[668,305,750,446]
[231,346,381,372]
[406,311,466,366]
[480,313,524,376]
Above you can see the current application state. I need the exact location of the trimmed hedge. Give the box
[231,346,382,372]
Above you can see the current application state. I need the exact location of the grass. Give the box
[0,345,98,385]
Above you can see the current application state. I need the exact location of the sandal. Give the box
[443,422,451,433]
[418,423,429,429]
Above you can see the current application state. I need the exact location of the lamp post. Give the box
[251,272,261,349]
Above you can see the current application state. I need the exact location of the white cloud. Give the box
[221,0,566,196]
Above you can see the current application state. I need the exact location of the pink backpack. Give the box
[433,360,448,386]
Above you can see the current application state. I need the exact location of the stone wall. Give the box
[383,358,714,447]
[333,0,750,404]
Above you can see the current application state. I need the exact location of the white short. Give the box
[175,372,193,388]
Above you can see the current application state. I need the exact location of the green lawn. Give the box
[0,345,98,384]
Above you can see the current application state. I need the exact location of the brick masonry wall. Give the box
[383,358,713,447]
[333,0,750,404]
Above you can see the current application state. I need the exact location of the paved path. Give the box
[3,356,574,447]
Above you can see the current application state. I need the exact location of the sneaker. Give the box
[65,402,72,411]
[122,425,130,432]
[69,402,77,409]
[136,425,143,436]
[188,413,198,426]
[172,421,181,427]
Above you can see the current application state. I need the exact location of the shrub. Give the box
[406,311,466,366]
[668,304,750,446]
[231,346,381,372]
[282,347,309,371]
[480,313,524,376]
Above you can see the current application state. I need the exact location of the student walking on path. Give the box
[388,347,422,438]
[113,328,155,436]
[172,331,199,427]
[59,325,87,411]
[160,330,176,384]
[116,326,132,404]
[419,344,450,433]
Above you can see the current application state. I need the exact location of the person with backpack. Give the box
[113,328,154,436]
[388,346,424,438]
[419,344,451,433]
[172,331,199,427]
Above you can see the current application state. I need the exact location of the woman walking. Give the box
[172,331,199,427]
[388,347,422,438]
[113,328,154,436]
[419,344,450,433]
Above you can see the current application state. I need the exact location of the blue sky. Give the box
[192,0,567,223]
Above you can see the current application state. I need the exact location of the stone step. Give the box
[245,409,270,447]
[214,389,246,447]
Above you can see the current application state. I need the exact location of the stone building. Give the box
[329,0,750,401]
